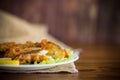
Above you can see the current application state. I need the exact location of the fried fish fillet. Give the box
[40,39,68,58]
[0,39,69,64]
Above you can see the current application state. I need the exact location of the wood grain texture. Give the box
[0,44,120,80]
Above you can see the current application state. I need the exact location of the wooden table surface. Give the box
[0,44,120,80]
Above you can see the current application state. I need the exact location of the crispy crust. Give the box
[0,39,69,64]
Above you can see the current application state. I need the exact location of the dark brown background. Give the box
[0,0,120,45]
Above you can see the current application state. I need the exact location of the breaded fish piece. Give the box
[0,39,69,64]
[40,39,67,58]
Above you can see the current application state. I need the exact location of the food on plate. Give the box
[0,59,19,65]
[0,39,73,65]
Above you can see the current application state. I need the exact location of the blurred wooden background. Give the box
[0,0,120,45]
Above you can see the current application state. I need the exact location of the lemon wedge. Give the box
[0,58,19,65]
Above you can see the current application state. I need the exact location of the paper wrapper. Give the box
[0,10,80,73]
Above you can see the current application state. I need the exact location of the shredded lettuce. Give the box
[66,49,74,59]
[34,61,37,64]
[46,59,56,64]
[39,60,46,64]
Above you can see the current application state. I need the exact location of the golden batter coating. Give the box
[0,39,69,64]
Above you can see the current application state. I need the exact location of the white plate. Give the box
[0,50,80,71]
